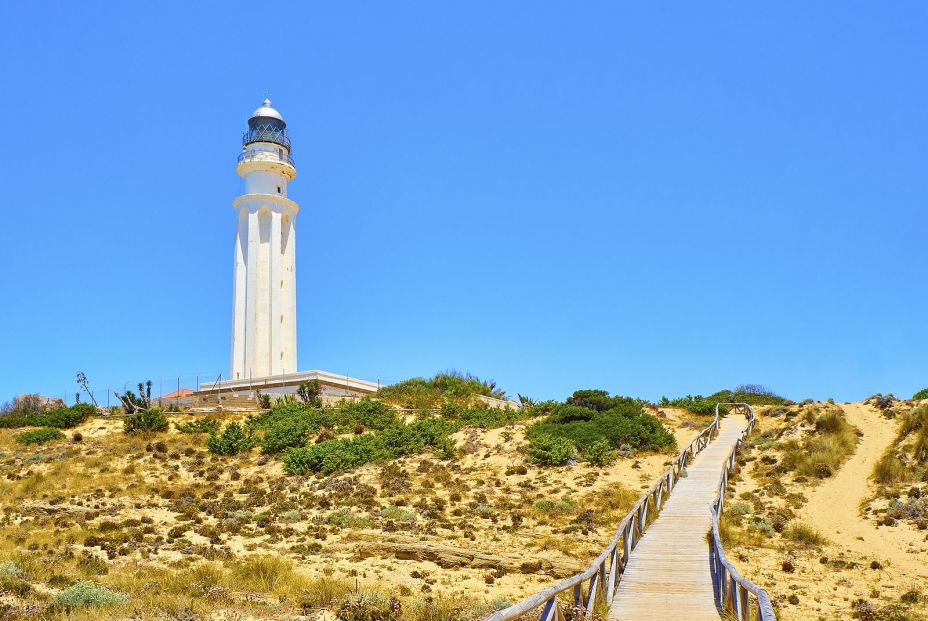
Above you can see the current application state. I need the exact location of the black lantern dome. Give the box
[243,99,291,150]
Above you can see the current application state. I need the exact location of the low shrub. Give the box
[584,438,618,466]
[123,408,169,433]
[15,427,65,445]
[261,417,312,454]
[527,393,675,464]
[0,561,22,578]
[376,370,506,409]
[207,422,255,456]
[338,591,401,621]
[282,419,456,474]
[0,403,93,429]
[68,403,97,420]
[526,433,576,466]
[914,387,928,401]
[175,418,220,434]
[440,403,531,429]
[340,400,399,431]
[327,508,372,528]
[55,581,128,608]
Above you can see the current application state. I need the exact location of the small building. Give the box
[193,370,379,407]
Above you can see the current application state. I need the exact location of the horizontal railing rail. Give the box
[483,405,726,621]
[709,403,776,621]
[237,149,295,168]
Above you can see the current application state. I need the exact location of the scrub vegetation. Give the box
[0,402,95,429]
[375,371,507,409]
[526,390,675,466]
[660,385,788,415]
[717,399,928,621]
[870,403,928,527]
[0,373,690,620]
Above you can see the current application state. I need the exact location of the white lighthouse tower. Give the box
[230,99,298,380]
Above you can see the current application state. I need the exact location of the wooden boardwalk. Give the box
[608,415,749,621]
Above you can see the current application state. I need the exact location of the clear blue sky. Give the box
[1,2,925,405]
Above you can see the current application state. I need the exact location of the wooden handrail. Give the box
[709,402,776,620]
[483,404,725,621]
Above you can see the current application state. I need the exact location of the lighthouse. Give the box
[230,99,298,380]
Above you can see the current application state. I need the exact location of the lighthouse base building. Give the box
[194,99,379,404]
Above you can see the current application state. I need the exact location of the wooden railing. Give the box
[709,403,776,621]
[483,406,726,621]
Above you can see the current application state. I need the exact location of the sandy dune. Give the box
[800,402,928,578]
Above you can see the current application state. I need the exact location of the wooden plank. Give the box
[607,415,749,621]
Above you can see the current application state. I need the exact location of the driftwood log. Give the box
[353,540,582,577]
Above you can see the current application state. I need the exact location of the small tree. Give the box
[254,389,271,409]
[297,380,322,407]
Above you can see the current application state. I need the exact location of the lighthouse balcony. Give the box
[237,149,295,168]
[242,127,292,150]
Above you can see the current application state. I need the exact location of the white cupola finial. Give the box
[263,98,272,107]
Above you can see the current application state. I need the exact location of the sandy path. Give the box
[800,402,928,577]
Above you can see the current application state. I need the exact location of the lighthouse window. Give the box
[277,186,281,194]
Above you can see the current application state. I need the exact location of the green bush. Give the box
[340,400,399,430]
[123,408,168,433]
[528,399,674,455]
[249,402,340,432]
[0,403,93,429]
[526,433,576,466]
[175,418,221,434]
[439,403,530,429]
[55,581,128,608]
[207,422,255,455]
[15,428,65,445]
[282,419,456,474]
[914,387,928,401]
[68,402,97,419]
[261,417,312,454]
[584,438,618,466]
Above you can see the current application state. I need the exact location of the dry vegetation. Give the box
[0,397,701,620]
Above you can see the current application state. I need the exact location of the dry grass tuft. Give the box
[783,522,826,546]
